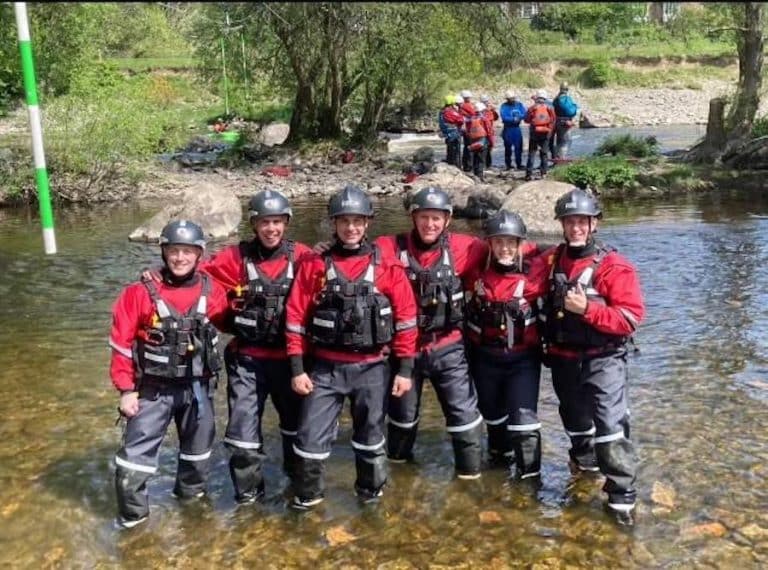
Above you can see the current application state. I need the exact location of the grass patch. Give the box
[596,134,659,158]
[551,156,638,191]
[534,38,734,63]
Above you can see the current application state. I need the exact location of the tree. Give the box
[685,2,765,164]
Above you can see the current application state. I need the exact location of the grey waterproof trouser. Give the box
[114,379,215,524]
[549,348,636,499]
[293,358,389,501]
[469,346,542,477]
[386,341,483,476]
[223,348,301,502]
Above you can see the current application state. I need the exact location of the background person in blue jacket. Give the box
[550,82,579,160]
[500,91,527,170]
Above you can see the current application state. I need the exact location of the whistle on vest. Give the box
[150,313,161,328]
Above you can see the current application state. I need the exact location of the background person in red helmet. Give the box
[110,220,229,529]
[285,185,418,509]
[376,186,487,480]
[465,210,546,479]
[534,187,645,525]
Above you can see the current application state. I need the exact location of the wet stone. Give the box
[651,481,677,509]
[681,521,728,540]
[478,510,503,524]
[739,523,768,542]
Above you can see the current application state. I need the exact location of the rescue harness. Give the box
[309,246,394,352]
[230,240,294,347]
[539,243,627,350]
[136,274,222,381]
[396,233,465,335]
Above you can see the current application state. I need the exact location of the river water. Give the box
[386,123,707,162]
[1,184,767,568]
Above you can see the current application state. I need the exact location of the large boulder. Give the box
[256,122,290,147]
[501,180,575,236]
[405,163,507,218]
[129,182,242,242]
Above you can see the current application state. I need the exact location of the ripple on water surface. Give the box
[0,194,767,566]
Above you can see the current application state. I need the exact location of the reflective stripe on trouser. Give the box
[115,381,215,522]
[469,347,542,475]
[293,358,389,500]
[223,349,300,499]
[550,349,636,495]
[387,341,482,472]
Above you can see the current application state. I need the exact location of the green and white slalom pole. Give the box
[14,2,57,254]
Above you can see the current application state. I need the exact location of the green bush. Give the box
[553,157,637,190]
[41,73,219,190]
[580,60,616,87]
[751,116,768,139]
[595,134,659,158]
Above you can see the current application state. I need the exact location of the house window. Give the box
[662,2,681,23]
[518,3,540,20]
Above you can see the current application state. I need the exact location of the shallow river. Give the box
[0,186,767,568]
[386,123,707,162]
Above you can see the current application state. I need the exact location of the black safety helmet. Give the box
[248,189,292,220]
[159,219,206,250]
[554,188,602,220]
[483,209,527,240]
[407,186,453,215]
[327,184,374,218]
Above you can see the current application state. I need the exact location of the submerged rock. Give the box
[128,182,242,242]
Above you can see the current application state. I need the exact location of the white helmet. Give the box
[460,90,473,99]
[504,90,516,100]
[535,89,548,100]
[480,94,490,103]
[454,94,464,105]
[474,102,486,113]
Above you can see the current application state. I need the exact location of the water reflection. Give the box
[0,191,766,567]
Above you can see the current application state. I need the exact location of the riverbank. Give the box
[1,75,765,208]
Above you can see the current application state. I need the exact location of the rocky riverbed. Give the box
[1,77,764,208]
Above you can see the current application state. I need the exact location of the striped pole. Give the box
[14,2,57,254]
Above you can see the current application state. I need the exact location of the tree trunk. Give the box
[354,81,392,144]
[287,82,316,143]
[684,97,727,163]
[725,2,764,149]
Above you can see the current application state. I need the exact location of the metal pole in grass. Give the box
[220,11,230,117]
[14,2,57,254]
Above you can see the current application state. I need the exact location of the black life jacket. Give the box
[539,243,627,349]
[466,276,536,348]
[397,233,464,334]
[309,246,394,352]
[231,240,294,347]
[136,274,222,380]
